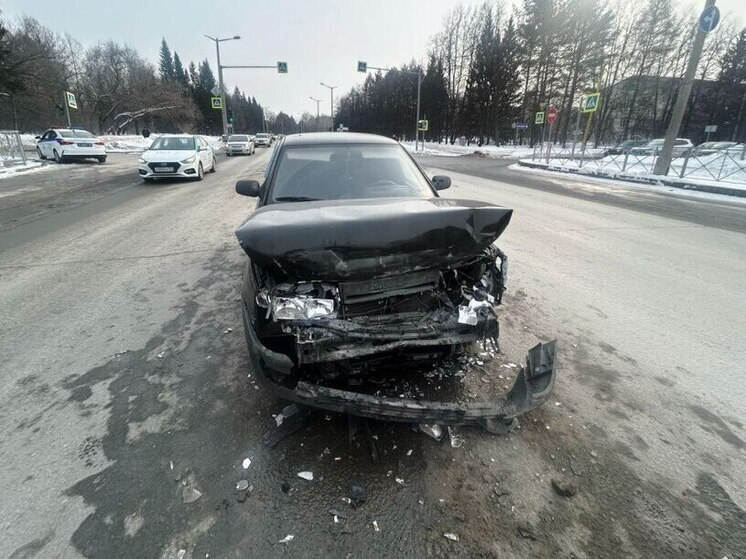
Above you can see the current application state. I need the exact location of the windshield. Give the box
[269,144,434,202]
[148,137,195,151]
[256,133,269,138]
[229,135,249,142]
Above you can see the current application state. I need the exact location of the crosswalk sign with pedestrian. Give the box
[582,92,600,113]
[535,111,545,125]
[211,97,223,109]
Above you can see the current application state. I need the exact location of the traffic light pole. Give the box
[320,83,336,131]
[653,0,716,175]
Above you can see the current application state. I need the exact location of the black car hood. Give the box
[235,197,513,280]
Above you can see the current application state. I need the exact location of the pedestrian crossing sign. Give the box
[211,97,223,109]
[535,111,545,125]
[582,92,600,113]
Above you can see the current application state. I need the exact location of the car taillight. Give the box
[58,139,74,145]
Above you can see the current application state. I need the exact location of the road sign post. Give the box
[704,124,717,141]
[654,0,719,175]
[64,91,77,127]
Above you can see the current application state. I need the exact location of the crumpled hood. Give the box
[235,197,512,280]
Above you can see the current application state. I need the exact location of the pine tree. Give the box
[159,38,174,81]
[173,52,188,87]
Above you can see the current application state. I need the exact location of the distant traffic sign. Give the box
[535,112,545,125]
[418,119,429,131]
[357,61,367,73]
[66,91,77,110]
[211,97,223,109]
[547,107,558,125]
[698,5,720,34]
[511,122,529,129]
[277,61,288,73]
[582,92,600,113]
[704,124,717,133]
[210,86,221,96]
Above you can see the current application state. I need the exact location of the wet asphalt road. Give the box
[1,151,745,558]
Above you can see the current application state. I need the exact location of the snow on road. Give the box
[402,141,535,159]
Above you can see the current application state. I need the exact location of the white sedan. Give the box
[138,135,216,182]
[226,134,255,156]
[36,128,106,163]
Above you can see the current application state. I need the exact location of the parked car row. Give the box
[607,138,744,158]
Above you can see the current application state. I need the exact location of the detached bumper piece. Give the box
[245,306,557,429]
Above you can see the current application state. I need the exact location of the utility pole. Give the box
[310,96,321,131]
[653,0,719,175]
[320,83,336,131]
[204,34,240,138]
[357,62,422,150]
[731,81,746,142]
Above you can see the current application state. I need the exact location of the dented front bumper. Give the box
[242,305,557,428]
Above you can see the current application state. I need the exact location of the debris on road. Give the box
[182,486,202,504]
[297,471,314,481]
[278,535,294,544]
[407,449,413,456]
[444,532,460,542]
[570,458,586,477]
[589,450,598,458]
[328,508,348,520]
[551,478,577,498]
[176,550,186,559]
[517,520,538,540]
[281,482,291,493]
[236,480,249,491]
[223,328,233,334]
[348,484,367,506]
[418,423,444,441]
[395,477,405,485]
[372,520,380,532]
[242,458,251,469]
[448,426,464,448]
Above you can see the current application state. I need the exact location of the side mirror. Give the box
[35,135,41,140]
[432,175,451,191]
[236,179,261,197]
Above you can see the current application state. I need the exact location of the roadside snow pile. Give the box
[0,160,47,180]
[19,134,37,150]
[102,134,224,153]
[402,141,535,159]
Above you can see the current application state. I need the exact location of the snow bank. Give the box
[0,160,48,180]
[402,141,536,159]
[19,133,226,153]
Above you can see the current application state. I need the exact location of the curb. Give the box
[517,160,746,198]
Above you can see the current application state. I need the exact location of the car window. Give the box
[674,140,688,146]
[269,144,434,202]
[48,131,57,139]
[229,135,249,142]
[72,130,96,138]
[148,137,195,150]
[58,130,75,138]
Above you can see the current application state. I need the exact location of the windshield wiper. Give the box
[274,196,321,202]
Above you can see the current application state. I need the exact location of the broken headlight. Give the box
[271,297,336,320]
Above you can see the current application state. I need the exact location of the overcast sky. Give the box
[3,0,745,119]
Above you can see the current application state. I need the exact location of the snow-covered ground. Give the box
[525,150,746,188]
[402,141,536,159]
[511,163,746,203]
[0,160,51,181]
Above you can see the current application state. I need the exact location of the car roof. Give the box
[281,132,399,147]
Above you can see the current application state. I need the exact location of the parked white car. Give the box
[36,128,106,163]
[138,135,216,182]
[226,134,255,156]
[631,138,694,157]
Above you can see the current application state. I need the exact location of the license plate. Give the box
[155,167,174,173]
[77,143,92,147]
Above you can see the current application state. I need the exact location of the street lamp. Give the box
[309,96,321,131]
[204,34,241,137]
[320,83,336,131]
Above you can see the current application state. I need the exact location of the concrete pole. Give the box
[415,71,422,151]
[653,0,716,175]
[64,92,71,128]
[214,40,229,138]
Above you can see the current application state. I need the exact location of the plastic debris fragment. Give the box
[242,458,251,469]
[297,471,313,481]
[448,426,464,448]
[444,533,460,542]
[348,484,367,506]
[372,520,380,532]
[395,477,404,485]
[407,449,413,456]
[278,535,294,544]
[236,480,249,491]
[182,486,202,504]
[418,423,444,441]
[176,550,186,559]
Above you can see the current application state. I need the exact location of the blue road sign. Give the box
[698,5,720,34]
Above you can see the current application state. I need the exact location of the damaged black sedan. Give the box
[234,132,556,431]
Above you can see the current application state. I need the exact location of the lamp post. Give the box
[204,34,241,137]
[310,96,321,131]
[320,83,336,131]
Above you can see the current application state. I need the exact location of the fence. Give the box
[0,130,27,167]
[530,143,746,184]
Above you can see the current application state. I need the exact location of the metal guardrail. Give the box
[0,130,28,166]
[531,143,746,184]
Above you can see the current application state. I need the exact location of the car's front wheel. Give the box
[195,162,204,181]
[37,147,46,160]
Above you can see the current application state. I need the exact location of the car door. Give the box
[39,130,53,157]
[198,137,211,167]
